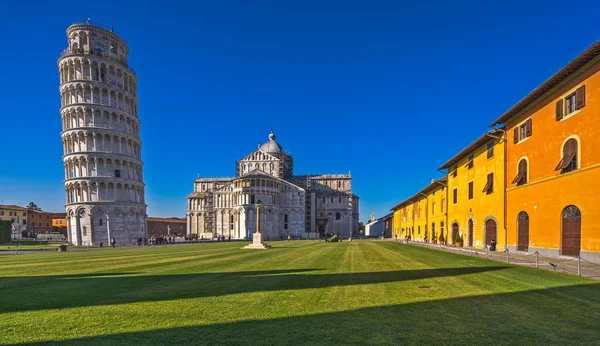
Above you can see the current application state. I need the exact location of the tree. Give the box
[27,202,41,211]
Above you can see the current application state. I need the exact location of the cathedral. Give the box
[186,131,359,240]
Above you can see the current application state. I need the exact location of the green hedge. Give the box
[0,221,10,243]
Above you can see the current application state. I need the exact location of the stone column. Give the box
[256,204,261,234]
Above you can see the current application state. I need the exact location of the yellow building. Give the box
[391,178,447,243]
[0,205,29,230]
[438,129,506,250]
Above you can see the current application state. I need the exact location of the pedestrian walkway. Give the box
[390,239,600,280]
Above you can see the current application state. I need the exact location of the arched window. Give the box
[563,205,581,218]
[556,138,578,173]
[432,202,436,215]
[335,212,341,220]
[338,196,342,203]
[513,159,528,186]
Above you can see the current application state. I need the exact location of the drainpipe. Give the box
[488,127,508,251]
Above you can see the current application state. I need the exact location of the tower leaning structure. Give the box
[58,22,147,246]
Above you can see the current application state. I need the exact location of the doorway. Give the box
[561,205,581,257]
[467,219,473,247]
[485,219,497,247]
[517,212,529,252]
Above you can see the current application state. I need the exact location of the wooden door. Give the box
[452,223,459,243]
[485,220,496,247]
[562,206,581,257]
[517,212,529,252]
[467,219,473,247]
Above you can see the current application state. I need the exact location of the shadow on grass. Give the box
[27,283,600,346]
[0,266,507,313]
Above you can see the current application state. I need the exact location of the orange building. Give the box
[490,41,600,261]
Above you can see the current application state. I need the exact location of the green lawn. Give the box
[0,241,598,345]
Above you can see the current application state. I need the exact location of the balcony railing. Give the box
[60,48,136,75]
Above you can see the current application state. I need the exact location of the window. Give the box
[512,159,528,186]
[0,211,3,216]
[46,215,49,219]
[418,226,421,235]
[99,219,102,226]
[452,165,457,177]
[467,154,474,169]
[23,212,26,217]
[566,93,576,115]
[331,197,334,203]
[468,182,473,200]
[22,220,27,225]
[453,188,457,204]
[338,197,342,203]
[284,224,288,230]
[322,197,325,203]
[555,138,578,173]
[38,222,42,227]
[487,142,494,158]
[441,198,445,212]
[115,169,121,178]
[335,212,341,220]
[432,202,435,215]
[250,195,255,204]
[284,214,288,223]
[39,215,42,219]
[513,119,532,143]
[482,173,494,194]
[46,223,50,227]
[557,86,585,120]
[82,226,87,236]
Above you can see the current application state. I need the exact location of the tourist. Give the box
[488,239,497,251]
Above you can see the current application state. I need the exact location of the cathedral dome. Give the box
[259,131,284,154]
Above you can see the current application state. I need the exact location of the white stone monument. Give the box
[243,201,271,249]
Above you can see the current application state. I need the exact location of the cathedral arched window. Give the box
[335,212,341,220]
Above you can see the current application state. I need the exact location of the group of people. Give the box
[215,235,231,242]
[149,235,177,245]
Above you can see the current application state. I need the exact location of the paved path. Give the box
[389,239,600,280]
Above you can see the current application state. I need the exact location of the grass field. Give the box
[1,241,599,345]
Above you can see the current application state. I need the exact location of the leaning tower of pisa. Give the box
[58,22,147,246]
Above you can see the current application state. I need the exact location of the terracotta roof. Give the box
[390,177,447,211]
[147,217,186,223]
[0,205,29,211]
[438,129,503,170]
[491,40,600,126]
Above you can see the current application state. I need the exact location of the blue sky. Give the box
[1,0,599,221]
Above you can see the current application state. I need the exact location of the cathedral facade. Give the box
[186,132,359,240]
